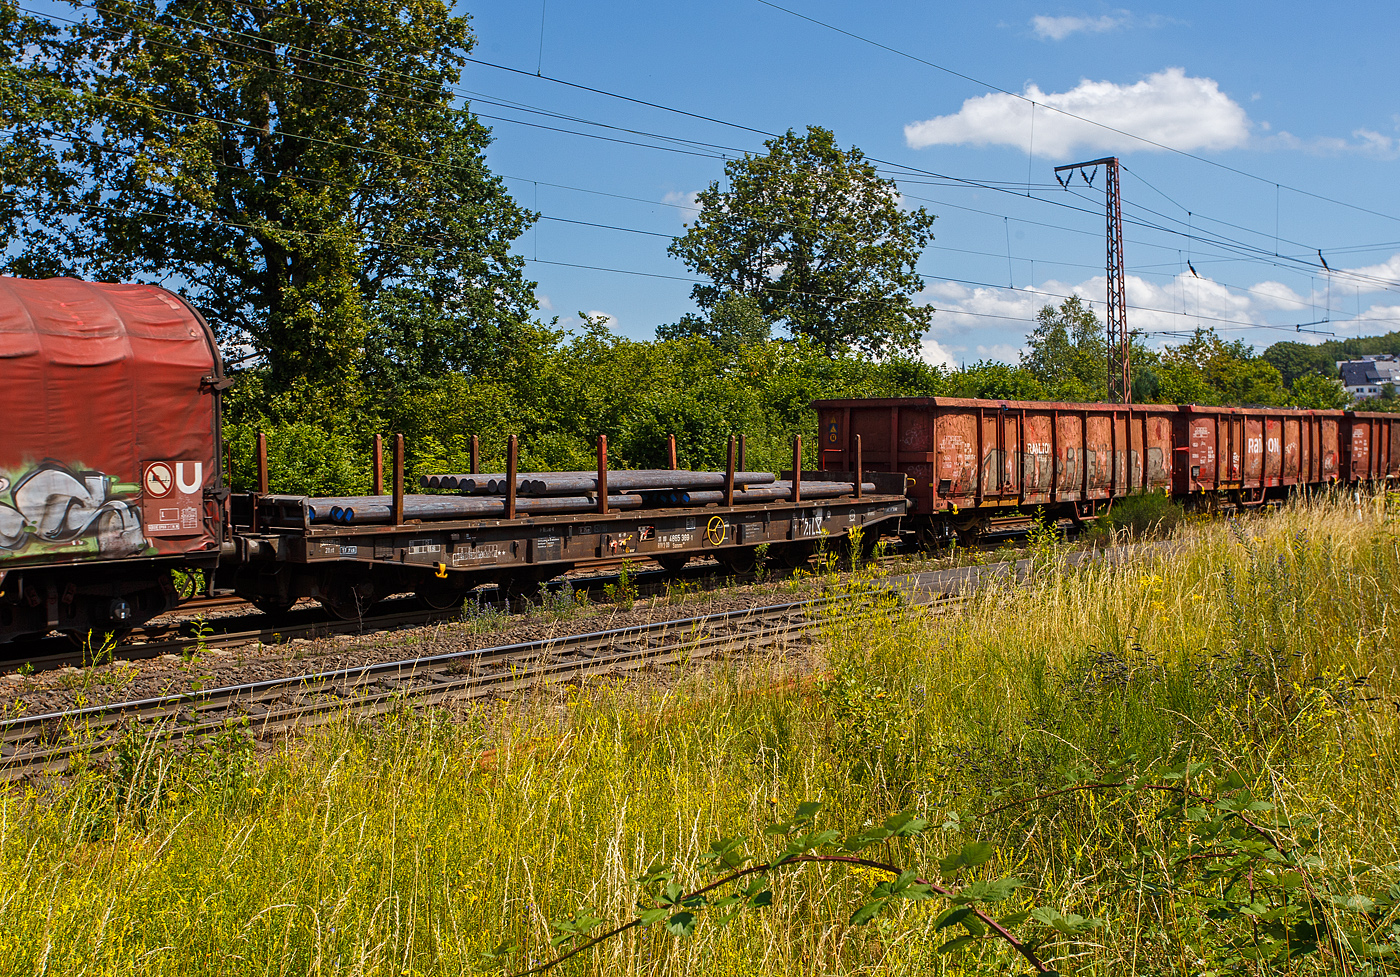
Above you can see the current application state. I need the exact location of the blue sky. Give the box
[463,1,1400,365]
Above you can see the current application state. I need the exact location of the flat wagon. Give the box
[220,469,908,617]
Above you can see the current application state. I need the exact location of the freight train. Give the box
[1,276,1395,644]
[0,278,905,642]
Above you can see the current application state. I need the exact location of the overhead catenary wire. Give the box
[0,123,1270,291]
[751,0,1400,227]
[53,189,1367,340]
[14,2,1400,345]
[59,0,1393,303]
[35,0,1392,297]
[13,117,1384,347]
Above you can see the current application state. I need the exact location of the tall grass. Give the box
[3,494,1399,975]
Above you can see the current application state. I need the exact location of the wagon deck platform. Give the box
[222,472,908,615]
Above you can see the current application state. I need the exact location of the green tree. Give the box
[1020,296,1107,400]
[1288,372,1349,409]
[1262,340,1334,387]
[668,126,936,358]
[948,361,1047,401]
[1156,328,1287,406]
[656,291,771,356]
[0,6,74,277]
[2,0,536,405]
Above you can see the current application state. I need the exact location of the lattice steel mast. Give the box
[1055,156,1131,403]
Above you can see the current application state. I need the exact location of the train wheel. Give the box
[655,555,690,573]
[417,588,464,611]
[714,547,758,574]
[62,628,131,656]
[317,581,379,621]
[765,541,813,570]
[954,522,987,547]
[913,520,948,552]
[499,574,543,606]
[250,596,296,616]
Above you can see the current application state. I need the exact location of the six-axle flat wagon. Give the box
[219,472,909,618]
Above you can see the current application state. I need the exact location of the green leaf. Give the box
[638,860,674,887]
[775,829,842,863]
[548,910,604,945]
[955,877,1023,904]
[765,800,823,835]
[850,898,888,926]
[638,907,670,927]
[1029,906,1104,935]
[885,809,930,837]
[843,810,931,852]
[665,911,697,937]
[940,841,995,874]
[934,906,973,931]
[901,881,937,902]
[474,940,516,970]
[937,934,976,954]
[700,835,750,871]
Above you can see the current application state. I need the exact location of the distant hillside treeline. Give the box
[1262,332,1400,384]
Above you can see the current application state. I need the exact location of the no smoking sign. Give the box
[143,462,174,498]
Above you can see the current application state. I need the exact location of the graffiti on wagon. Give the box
[0,461,147,558]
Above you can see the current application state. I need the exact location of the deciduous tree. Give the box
[668,126,935,358]
[1,0,537,404]
[655,292,771,356]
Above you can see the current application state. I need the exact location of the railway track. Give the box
[2,557,773,672]
[1,592,956,780]
[0,526,1046,673]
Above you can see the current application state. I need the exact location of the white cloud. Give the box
[1354,304,1400,327]
[662,190,700,222]
[535,292,554,312]
[1245,281,1308,311]
[584,310,616,328]
[975,342,1026,363]
[905,67,1250,156]
[1344,253,1400,282]
[1030,12,1127,40]
[1353,129,1397,156]
[915,264,1400,361]
[919,337,957,369]
[916,269,1313,360]
[1264,129,1400,158]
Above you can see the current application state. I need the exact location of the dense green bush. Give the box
[1093,490,1185,538]
[223,329,951,494]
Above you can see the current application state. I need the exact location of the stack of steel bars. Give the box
[305,469,873,525]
